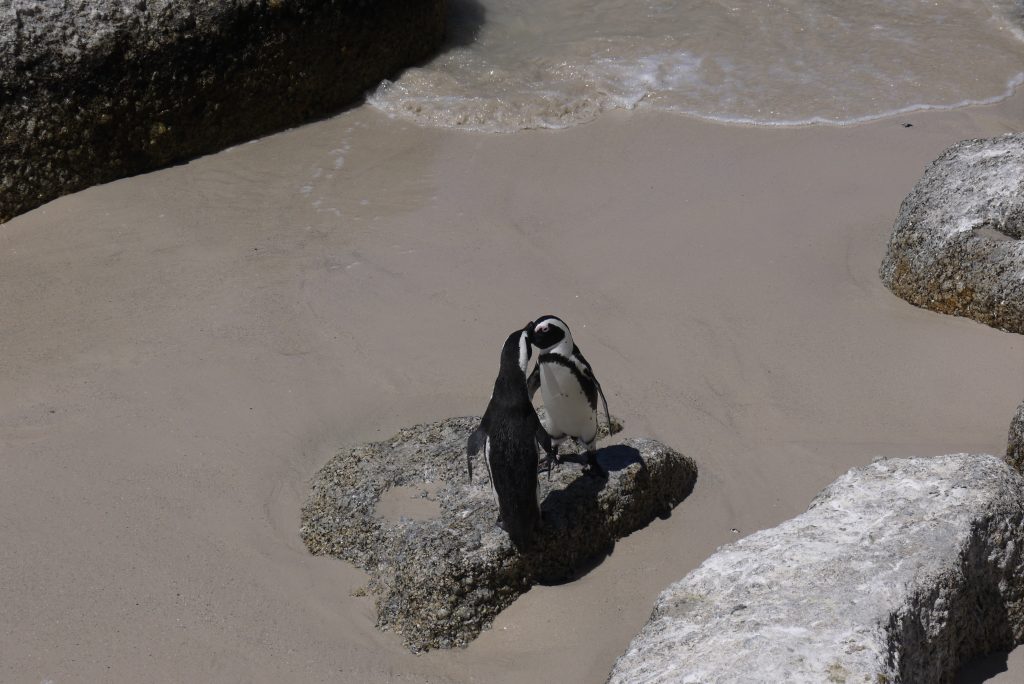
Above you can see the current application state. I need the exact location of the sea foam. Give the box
[367,0,1024,132]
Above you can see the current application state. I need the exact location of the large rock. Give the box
[0,0,446,222]
[301,416,697,652]
[879,133,1024,333]
[608,454,1024,684]
[1009,401,1024,474]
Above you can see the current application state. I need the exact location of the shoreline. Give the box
[370,71,1024,133]
[2,88,1023,682]
[661,71,1024,130]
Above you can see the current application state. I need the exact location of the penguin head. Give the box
[501,324,534,376]
[517,323,533,374]
[531,315,573,355]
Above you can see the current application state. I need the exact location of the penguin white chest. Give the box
[539,362,597,442]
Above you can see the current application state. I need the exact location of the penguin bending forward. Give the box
[527,315,612,477]
[466,324,554,550]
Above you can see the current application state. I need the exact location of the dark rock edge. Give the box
[1,0,447,222]
[1009,400,1024,473]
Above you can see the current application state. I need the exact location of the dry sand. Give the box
[2,92,1023,682]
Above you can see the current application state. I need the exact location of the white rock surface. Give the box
[879,133,1024,332]
[608,454,1024,683]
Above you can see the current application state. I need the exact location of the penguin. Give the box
[466,324,554,550]
[527,315,612,477]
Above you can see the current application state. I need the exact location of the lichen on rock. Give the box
[608,454,1024,683]
[879,133,1024,333]
[301,416,697,652]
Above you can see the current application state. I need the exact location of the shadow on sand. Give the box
[529,443,695,585]
[954,650,1009,683]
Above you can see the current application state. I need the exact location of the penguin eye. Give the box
[539,324,549,333]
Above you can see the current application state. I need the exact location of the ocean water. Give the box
[368,0,1024,131]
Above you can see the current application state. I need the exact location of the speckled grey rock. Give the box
[300,416,697,652]
[1008,402,1024,474]
[0,0,446,222]
[879,133,1024,333]
[608,454,1024,684]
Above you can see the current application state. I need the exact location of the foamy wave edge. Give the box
[671,72,1024,128]
[367,72,1024,133]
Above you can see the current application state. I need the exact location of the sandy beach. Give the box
[2,88,1023,681]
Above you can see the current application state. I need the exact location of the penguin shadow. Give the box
[530,444,658,585]
[575,443,649,474]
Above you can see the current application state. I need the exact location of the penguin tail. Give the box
[466,426,487,482]
[505,520,537,552]
[502,500,542,551]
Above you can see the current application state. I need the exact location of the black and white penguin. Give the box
[527,315,611,477]
[466,324,554,550]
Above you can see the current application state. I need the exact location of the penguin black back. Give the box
[467,325,551,550]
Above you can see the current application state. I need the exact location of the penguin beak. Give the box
[524,322,535,345]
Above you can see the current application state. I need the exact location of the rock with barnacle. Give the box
[300,416,696,652]
[880,132,1024,332]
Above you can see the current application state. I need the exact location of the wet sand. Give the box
[2,92,1023,682]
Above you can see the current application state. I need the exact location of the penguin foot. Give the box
[538,453,562,478]
[583,450,607,479]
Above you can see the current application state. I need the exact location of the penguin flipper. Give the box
[532,413,558,477]
[526,365,541,400]
[535,426,554,458]
[574,345,613,437]
[536,424,556,462]
[572,344,592,373]
[467,426,487,482]
[595,378,613,437]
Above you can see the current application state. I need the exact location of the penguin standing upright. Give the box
[527,315,611,477]
[466,324,553,550]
